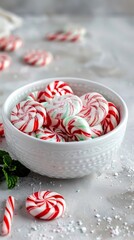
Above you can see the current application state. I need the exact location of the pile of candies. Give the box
[10,80,120,142]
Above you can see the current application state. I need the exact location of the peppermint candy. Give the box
[102,102,120,133]
[90,124,103,138]
[44,80,73,102]
[26,191,66,220]
[0,122,4,137]
[11,100,47,133]
[24,50,53,67]
[63,116,92,141]
[0,35,22,52]
[36,127,66,142]
[1,196,15,236]
[79,92,109,126]
[46,27,86,42]
[27,90,48,103]
[45,94,82,120]
[0,54,11,71]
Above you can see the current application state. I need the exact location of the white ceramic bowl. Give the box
[2,77,128,178]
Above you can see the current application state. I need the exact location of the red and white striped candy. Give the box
[11,100,47,133]
[36,127,66,142]
[0,54,11,71]
[46,94,82,120]
[90,124,103,138]
[46,28,85,42]
[26,191,66,220]
[0,122,4,137]
[27,91,47,103]
[1,196,15,236]
[24,50,53,67]
[79,92,109,127]
[63,116,92,141]
[0,35,22,52]
[102,102,120,134]
[44,80,73,102]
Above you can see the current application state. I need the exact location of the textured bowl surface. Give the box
[2,77,128,178]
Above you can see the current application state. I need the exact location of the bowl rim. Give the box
[2,77,128,145]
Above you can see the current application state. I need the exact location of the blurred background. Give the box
[0,0,134,16]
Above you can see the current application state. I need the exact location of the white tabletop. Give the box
[0,16,134,240]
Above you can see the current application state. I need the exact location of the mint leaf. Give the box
[0,149,30,189]
[9,165,16,172]
[2,168,18,189]
[0,150,9,164]
[3,155,12,167]
[7,175,18,189]
[0,167,3,182]
[12,160,30,177]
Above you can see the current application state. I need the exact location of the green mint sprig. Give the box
[0,150,30,189]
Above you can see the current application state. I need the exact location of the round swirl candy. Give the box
[90,124,103,138]
[46,94,82,120]
[44,80,73,102]
[24,50,53,67]
[0,35,22,52]
[102,102,120,134]
[27,90,49,103]
[0,54,11,71]
[79,92,109,127]
[46,27,86,42]
[36,127,66,142]
[11,100,47,133]
[26,191,66,220]
[63,116,92,141]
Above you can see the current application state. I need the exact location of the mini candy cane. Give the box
[44,80,73,102]
[79,92,109,127]
[0,54,11,71]
[102,102,120,133]
[1,196,15,236]
[90,124,103,138]
[0,35,22,52]
[63,116,92,141]
[35,127,66,142]
[0,122,4,137]
[45,94,82,120]
[46,27,86,42]
[26,191,66,220]
[24,50,53,67]
[11,100,47,133]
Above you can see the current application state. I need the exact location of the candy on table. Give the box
[35,127,66,142]
[0,122,5,137]
[11,100,47,133]
[26,191,66,220]
[102,102,120,133]
[45,94,82,120]
[0,35,22,52]
[0,54,11,71]
[63,116,92,141]
[24,50,53,67]
[90,124,103,138]
[46,26,86,42]
[44,80,74,102]
[1,196,15,236]
[79,92,109,127]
